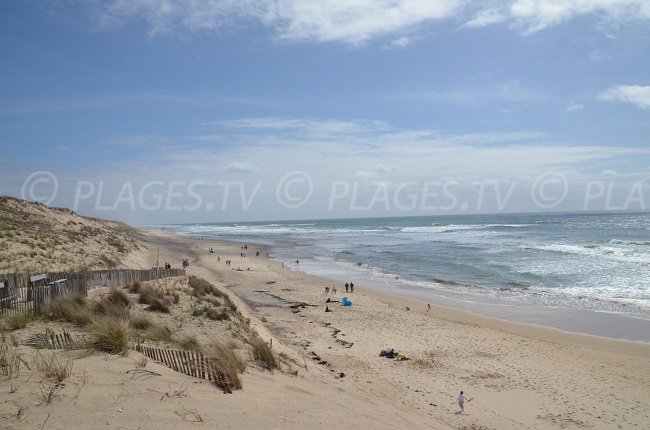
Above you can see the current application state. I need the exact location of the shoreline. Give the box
[170,229,650,348]
[139,229,650,429]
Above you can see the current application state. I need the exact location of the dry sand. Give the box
[1,228,649,430]
[135,231,650,430]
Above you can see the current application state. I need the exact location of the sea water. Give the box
[163,212,650,338]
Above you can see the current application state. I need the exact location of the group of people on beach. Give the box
[344,282,354,293]
[324,281,355,295]
[206,243,474,415]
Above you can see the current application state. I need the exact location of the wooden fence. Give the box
[0,268,185,317]
[135,343,239,393]
[24,329,83,350]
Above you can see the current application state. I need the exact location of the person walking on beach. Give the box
[457,391,472,413]
[345,283,349,293]
[350,282,354,293]
[427,303,431,312]
[332,285,337,294]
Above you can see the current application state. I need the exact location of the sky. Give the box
[0,0,649,225]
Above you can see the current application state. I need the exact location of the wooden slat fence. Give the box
[0,268,185,317]
[135,343,239,393]
[24,329,84,350]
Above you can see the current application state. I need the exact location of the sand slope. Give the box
[0,197,140,273]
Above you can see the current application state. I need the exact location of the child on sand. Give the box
[457,391,472,413]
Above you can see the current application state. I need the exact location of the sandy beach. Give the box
[1,196,649,430]
[131,230,650,430]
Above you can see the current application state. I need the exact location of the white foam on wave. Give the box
[533,243,650,264]
[400,224,484,233]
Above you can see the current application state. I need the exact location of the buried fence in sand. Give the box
[0,268,185,317]
[20,328,239,393]
[135,342,240,393]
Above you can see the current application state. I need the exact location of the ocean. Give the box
[164,212,650,339]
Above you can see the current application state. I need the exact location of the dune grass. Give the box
[137,285,171,313]
[147,297,170,313]
[188,276,237,311]
[144,323,173,343]
[32,350,73,382]
[90,318,129,356]
[129,314,152,330]
[177,334,202,352]
[208,340,245,392]
[250,338,278,370]
[0,343,29,378]
[3,311,34,330]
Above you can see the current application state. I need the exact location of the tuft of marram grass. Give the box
[3,311,34,330]
[129,314,152,330]
[177,334,202,352]
[250,338,278,370]
[188,276,235,311]
[32,350,73,382]
[144,323,173,343]
[90,318,129,356]
[126,282,141,294]
[0,344,29,378]
[137,286,171,313]
[105,288,131,307]
[49,295,93,326]
[202,306,229,321]
[93,298,130,320]
[137,285,163,305]
[208,340,245,392]
[209,340,246,373]
[147,297,170,313]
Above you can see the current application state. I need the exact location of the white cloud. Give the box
[384,36,413,49]
[227,162,260,173]
[97,0,460,44]
[95,1,650,43]
[464,1,650,34]
[213,117,391,134]
[508,0,650,34]
[463,8,507,28]
[599,85,650,109]
[264,1,460,44]
[565,103,584,112]
[18,116,649,222]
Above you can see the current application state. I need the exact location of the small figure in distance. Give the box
[457,391,472,414]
